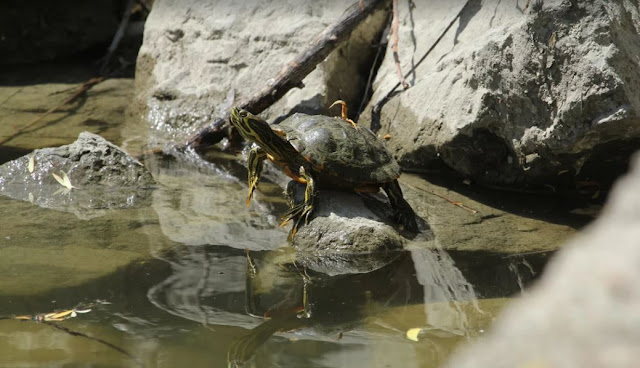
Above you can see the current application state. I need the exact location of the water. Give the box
[0,68,569,368]
[0,160,552,367]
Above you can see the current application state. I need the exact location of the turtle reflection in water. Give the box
[227,250,416,367]
[229,102,418,239]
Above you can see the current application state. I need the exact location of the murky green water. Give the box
[0,152,553,368]
[0,66,572,368]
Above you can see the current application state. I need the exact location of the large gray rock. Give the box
[131,0,388,144]
[0,132,155,219]
[361,0,640,187]
[444,152,640,368]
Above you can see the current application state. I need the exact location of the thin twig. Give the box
[370,0,472,132]
[42,321,144,367]
[357,15,390,117]
[391,0,409,89]
[411,185,478,214]
[428,190,478,213]
[187,0,391,148]
[101,0,136,74]
[0,77,105,146]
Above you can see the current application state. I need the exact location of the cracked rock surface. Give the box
[360,0,640,187]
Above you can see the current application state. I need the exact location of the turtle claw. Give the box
[281,201,314,240]
[330,100,357,129]
[395,211,418,233]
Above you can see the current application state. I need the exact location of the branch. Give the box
[391,0,409,89]
[370,0,472,132]
[187,0,391,149]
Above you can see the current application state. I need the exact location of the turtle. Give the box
[229,102,418,238]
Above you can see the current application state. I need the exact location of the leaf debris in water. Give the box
[406,327,423,342]
[52,171,77,189]
[28,155,35,173]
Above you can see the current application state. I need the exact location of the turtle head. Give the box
[229,108,272,144]
[229,108,293,161]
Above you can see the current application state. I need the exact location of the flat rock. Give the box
[445,152,640,368]
[400,173,582,253]
[0,132,155,219]
[360,0,640,187]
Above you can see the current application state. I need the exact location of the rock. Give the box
[131,0,388,144]
[0,132,155,219]
[444,152,640,368]
[360,0,640,187]
[399,173,582,253]
[0,0,120,64]
[287,181,432,275]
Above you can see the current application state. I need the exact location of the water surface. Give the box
[0,70,565,368]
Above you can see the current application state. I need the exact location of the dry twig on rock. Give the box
[391,0,409,89]
[0,77,105,146]
[187,0,391,149]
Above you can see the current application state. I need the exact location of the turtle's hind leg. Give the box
[382,180,418,232]
[247,147,267,205]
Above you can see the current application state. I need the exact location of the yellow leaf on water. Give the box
[406,328,423,342]
[45,309,75,321]
[61,171,77,189]
[28,156,35,173]
[52,172,65,185]
[52,171,76,190]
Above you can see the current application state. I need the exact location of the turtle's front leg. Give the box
[383,179,418,232]
[281,166,316,240]
[247,146,267,206]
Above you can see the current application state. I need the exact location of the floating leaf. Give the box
[28,155,35,173]
[52,172,65,186]
[406,327,423,342]
[45,309,75,321]
[61,171,77,189]
[52,171,76,190]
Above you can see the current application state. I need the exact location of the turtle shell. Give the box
[276,113,400,185]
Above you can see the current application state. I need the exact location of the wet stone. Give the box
[0,131,155,219]
[288,183,432,275]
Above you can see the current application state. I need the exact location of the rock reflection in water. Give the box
[148,243,552,367]
[147,150,289,251]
